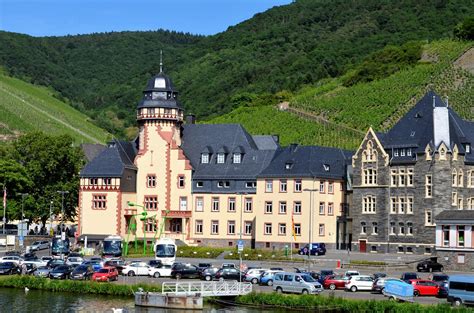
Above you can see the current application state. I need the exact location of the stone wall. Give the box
[436,250,474,271]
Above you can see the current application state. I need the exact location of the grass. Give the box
[349,260,386,266]
[0,275,160,296]
[0,71,111,143]
[236,292,473,312]
[224,248,303,262]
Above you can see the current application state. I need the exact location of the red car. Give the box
[323,275,348,290]
[409,279,439,296]
[92,266,119,282]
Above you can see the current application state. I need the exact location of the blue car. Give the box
[82,260,103,272]
[447,274,474,306]
[259,270,284,286]
[299,243,326,256]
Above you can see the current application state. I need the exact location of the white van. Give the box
[272,272,323,295]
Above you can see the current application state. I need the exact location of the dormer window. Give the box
[394,149,399,157]
[217,153,225,164]
[285,162,293,170]
[407,148,412,156]
[233,153,241,164]
[154,77,166,88]
[201,153,209,164]
[152,91,166,100]
[323,164,330,172]
[466,144,471,154]
[400,149,405,157]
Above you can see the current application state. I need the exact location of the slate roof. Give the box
[435,210,474,221]
[378,91,474,163]
[81,144,106,162]
[80,139,137,177]
[181,124,278,180]
[258,144,353,179]
[252,135,280,150]
[138,72,183,109]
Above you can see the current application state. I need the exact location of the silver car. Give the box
[30,240,50,251]
[273,272,323,295]
[34,266,51,278]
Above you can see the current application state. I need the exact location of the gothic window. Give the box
[360,222,367,234]
[425,175,432,198]
[452,169,458,187]
[372,222,378,235]
[469,171,474,187]
[407,168,414,186]
[458,169,464,187]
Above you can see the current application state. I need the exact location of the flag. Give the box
[291,212,297,241]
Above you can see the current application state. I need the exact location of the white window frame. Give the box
[233,153,241,164]
[201,153,209,164]
[217,153,225,164]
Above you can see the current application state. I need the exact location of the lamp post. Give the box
[303,188,317,270]
[57,191,69,259]
[19,193,29,240]
[49,200,53,236]
[237,192,248,282]
[128,201,148,255]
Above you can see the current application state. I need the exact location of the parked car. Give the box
[70,265,94,280]
[49,265,74,279]
[0,262,20,275]
[30,240,50,251]
[323,275,349,290]
[373,272,387,280]
[171,263,201,279]
[148,260,162,268]
[22,259,47,268]
[5,250,21,257]
[344,270,360,277]
[23,263,37,275]
[345,275,374,292]
[148,264,172,278]
[22,252,37,260]
[104,259,126,274]
[244,268,268,284]
[0,256,23,265]
[215,268,244,281]
[197,263,212,272]
[82,260,102,272]
[200,267,219,281]
[298,243,326,256]
[401,272,419,284]
[66,257,84,266]
[92,266,119,282]
[47,259,66,269]
[447,274,474,306]
[41,256,53,263]
[430,273,449,285]
[417,257,444,272]
[273,272,323,295]
[221,263,236,269]
[33,266,51,278]
[409,279,440,296]
[68,252,84,258]
[122,262,150,276]
[270,267,284,271]
[372,277,398,293]
[259,270,284,286]
[318,270,335,284]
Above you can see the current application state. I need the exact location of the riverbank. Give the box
[0,276,160,296]
[235,293,473,312]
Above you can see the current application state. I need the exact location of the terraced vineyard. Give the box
[209,40,473,150]
[291,40,474,132]
[0,72,111,143]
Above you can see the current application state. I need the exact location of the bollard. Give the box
[336,259,341,269]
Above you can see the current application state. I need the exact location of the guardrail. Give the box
[162,281,252,297]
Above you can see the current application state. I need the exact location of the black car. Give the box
[373,272,387,280]
[24,263,37,275]
[0,262,20,275]
[104,259,126,274]
[171,263,200,279]
[270,267,284,271]
[47,259,67,269]
[214,268,244,281]
[5,251,22,257]
[200,267,219,281]
[148,260,163,268]
[431,273,449,285]
[417,257,444,272]
[71,265,94,280]
[49,265,74,279]
[22,252,37,260]
[318,269,334,284]
[197,263,212,272]
[401,272,419,283]
[68,252,84,258]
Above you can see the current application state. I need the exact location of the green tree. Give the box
[454,17,474,40]
[7,132,84,226]
[0,159,32,221]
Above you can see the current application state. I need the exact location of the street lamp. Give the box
[303,188,317,270]
[128,201,148,255]
[49,200,53,237]
[57,190,69,260]
[19,193,29,240]
[237,192,248,282]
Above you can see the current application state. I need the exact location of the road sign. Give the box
[19,235,24,247]
[237,239,244,253]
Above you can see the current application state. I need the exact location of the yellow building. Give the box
[78,70,352,250]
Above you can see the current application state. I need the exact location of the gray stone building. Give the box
[351,91,474,254]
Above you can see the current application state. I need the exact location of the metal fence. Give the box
[161,281,252,297]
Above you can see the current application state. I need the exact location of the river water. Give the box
[0,288,277,313]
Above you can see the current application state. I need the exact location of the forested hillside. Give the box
[0,0,472,137]
[208,39,473,150]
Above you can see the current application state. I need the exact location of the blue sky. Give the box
[0,0,292,37]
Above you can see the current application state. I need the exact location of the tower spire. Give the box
[159,50,163,73]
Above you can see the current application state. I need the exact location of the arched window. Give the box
[360,222,367,234]
[452,169,458,187]
[407,222,413,235]
[458,169,464,187]
[372,222,378,235]
[399,222,405,235]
